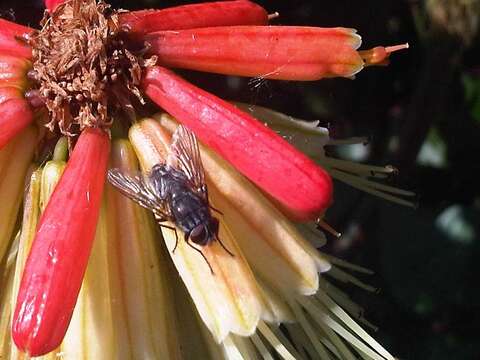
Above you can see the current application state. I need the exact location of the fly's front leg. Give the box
[159,224,179,253]
[185,232,214,275]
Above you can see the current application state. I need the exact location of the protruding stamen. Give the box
[268,12,280,20]
[359,43,409,66]
[316,218,341,238]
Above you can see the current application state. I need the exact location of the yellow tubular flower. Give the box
[0,126,37,263]
[237,103,416,208]
[1,265,14,357]
[153,113,331,294]
[129,119,269,342]
[10,155,65,360]
[60,201,116,359]
[107,139,181,359]
[127,115,396,360]
[7,136,181,359]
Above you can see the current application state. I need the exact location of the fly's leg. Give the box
[216,236,235,257]
[209,205,223,216]
[159,224,179,253]
[185,232,214,275]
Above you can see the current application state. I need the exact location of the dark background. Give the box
[3,1,480,359]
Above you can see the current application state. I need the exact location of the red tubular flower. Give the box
[0,54,31,87]
[146,26,379,80]
[120,0,269,35]
[12,128,110,357]
[0,19,32,58]
[0,53,34,150]
[143,66,333,220]
[0,98,33,150]
[0,86,22,105]
[44,0,66,13]
[146,26,408,81]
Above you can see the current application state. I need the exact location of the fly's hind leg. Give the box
[185,232,214,275]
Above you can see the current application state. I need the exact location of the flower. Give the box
[0,0,408,358]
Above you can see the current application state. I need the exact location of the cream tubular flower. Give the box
[236,103,416,208]
[107,139,181,359]
[153,113,330,296]
[127,115,395,360]
[129,119,269,342]
[4,136,179,359]
[0,126,37,263]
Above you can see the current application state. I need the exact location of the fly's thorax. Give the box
[171,189,210,226]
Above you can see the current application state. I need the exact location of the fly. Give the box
[107,125,233,273]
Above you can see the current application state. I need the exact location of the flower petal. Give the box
[120,0,268,35]
[146,26,363,80]
[143,66,333,221]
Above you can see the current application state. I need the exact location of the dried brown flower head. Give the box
[28,0,156,136]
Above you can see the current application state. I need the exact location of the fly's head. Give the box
[190,216,220,246]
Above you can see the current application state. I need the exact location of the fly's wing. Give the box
[167,125,208,199]
[107,168,172,220]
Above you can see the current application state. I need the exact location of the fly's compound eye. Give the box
[190,225,209,245]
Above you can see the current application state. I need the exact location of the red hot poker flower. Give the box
[146,26,407,80]
[12,128,110,356]
[0,0,408,357]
